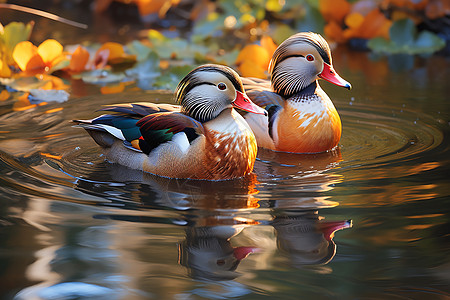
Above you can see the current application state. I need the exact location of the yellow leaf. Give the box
[345,12,365,29]
[13,41,39,71]
[0,58,12,77]
[37,39,63,65]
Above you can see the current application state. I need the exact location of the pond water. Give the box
[0,48,449,299]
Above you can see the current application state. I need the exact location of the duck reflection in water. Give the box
[252,148,352,268]
[178,216,259,281]
[73,164,261,282]
[271,208,351,267]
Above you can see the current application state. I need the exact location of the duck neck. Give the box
[287,81,317,100]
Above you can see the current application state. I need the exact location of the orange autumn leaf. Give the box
[0,90,10,101]
[238,60,267,79]
[13,41,44,71]
[236,44,270,74]
[261,36,277,58]
[319,0,351,23]
[96,42,136,64]
[69,45,90,72]
[324,21,346,43]
[100,82,125,94]
[97,42,124,60]
[357,9,392,39]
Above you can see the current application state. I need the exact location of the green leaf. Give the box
[1,21,33,51]
[126,40,152,62]
[367,37,392,53]
[271,23,296,45]
[389,18,416,47]
[0,21,34,64]
[296,6,325,34]
[413,30,445,53]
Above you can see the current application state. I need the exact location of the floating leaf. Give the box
[0,89,9,101]
[37,39,63,65]
[413,30,446,53]
[13,41,43,71]
[68,45,89,73]
[81,69,126,84]
[126,40,152,62]
[100,82,125,94]
[0,58,11,77]
[0,21,34,65]
[96,42,136,65]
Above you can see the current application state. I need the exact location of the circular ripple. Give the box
[338,101,444,170]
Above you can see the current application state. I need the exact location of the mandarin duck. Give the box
[242,32,351,153]
[74,64,266,180]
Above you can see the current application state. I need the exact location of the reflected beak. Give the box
[319,63,352,90]
[233,246,260,260]
[319,219,352,241]
[233,91,267,116]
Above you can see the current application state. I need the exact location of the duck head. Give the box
[176,64,266,123]
[268,32,351,98]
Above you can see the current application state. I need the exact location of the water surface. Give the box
[1,50,449,299]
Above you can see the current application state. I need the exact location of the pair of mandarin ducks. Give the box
[75,32,351,180]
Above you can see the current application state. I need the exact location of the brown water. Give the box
[1,47,449,299]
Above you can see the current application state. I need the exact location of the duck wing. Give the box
[99,102,180,117]
[136,112,204,154]
[241,77,285,108]
[73,103,200,154]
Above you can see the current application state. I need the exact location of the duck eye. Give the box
[306,54,314,61]
[217,82,227,90]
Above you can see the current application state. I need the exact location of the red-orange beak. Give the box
[233,246,260,260]
[233,91,267,116]
[319,63,352,90]
[319,220,352,241]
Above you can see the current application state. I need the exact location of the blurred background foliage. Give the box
[0,0,449,102]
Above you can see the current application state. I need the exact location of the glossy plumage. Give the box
[243,32,351,153]
[74,64,266,180]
